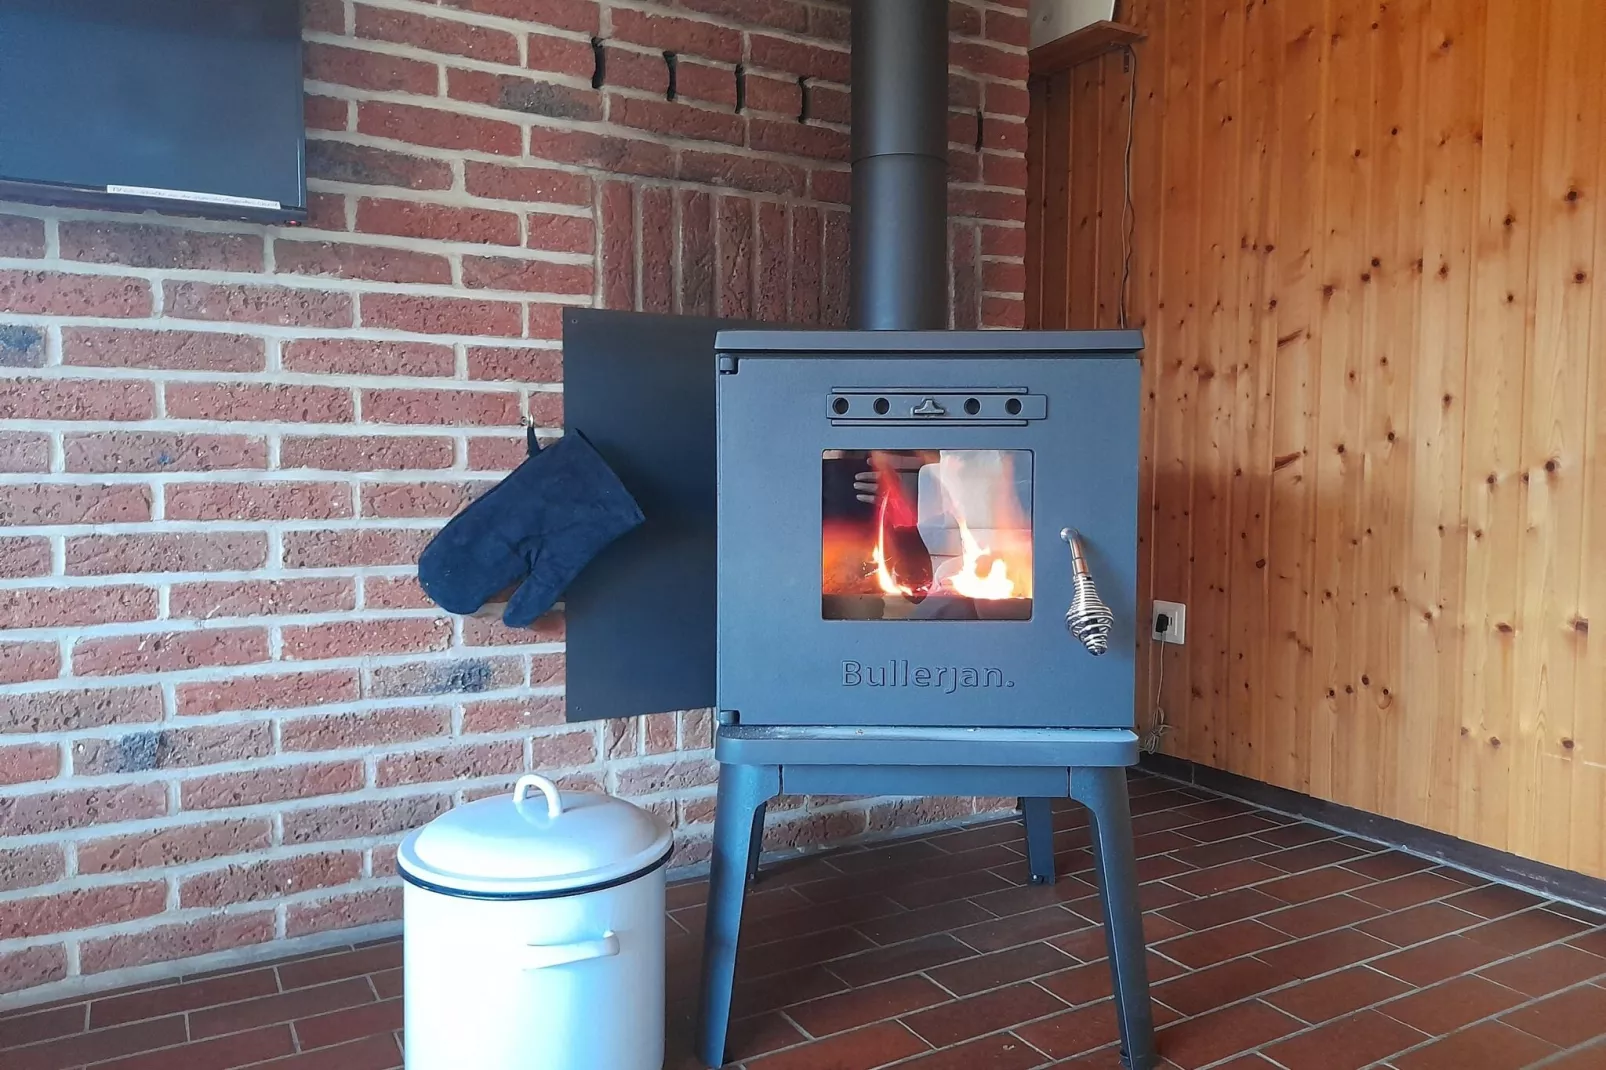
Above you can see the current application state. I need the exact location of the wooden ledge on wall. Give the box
[1029,20,1145,79]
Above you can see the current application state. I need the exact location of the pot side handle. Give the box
[519,931,620,970]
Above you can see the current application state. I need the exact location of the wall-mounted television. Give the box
[0,0,306,224]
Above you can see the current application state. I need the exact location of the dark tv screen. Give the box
[0,0,306,223]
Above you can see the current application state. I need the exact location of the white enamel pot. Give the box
[397,775,673,1070]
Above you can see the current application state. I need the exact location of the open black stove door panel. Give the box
[716,330,1142,730]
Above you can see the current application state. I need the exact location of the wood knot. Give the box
[1562,738,1576,750]
[1496,622,1514,634]
[1576,271,1588,284]
[1573,618,1589,634]
[1566,189,1580,202]
[1489,736,1501,747]
[1544,458,1559,473]
[1371,257,1382,267]
[1360,674,1370,686]
[1486,473,1498,485]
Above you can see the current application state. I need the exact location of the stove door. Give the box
[717,351,1139,729]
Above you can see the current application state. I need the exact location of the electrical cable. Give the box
[1118,44,1138,331]
[1143,639,1171,754]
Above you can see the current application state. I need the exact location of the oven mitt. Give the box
[417,430,644,627]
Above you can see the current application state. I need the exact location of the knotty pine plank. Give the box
[1068,58,1105,328]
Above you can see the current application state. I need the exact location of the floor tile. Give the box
[900,981,1064,1047]
[1478,944,1606,997]
[1013,999,1122,1061]
[1461,909,1589,956]
[1262,965,1410,1024]
[1355,902,1483,947]
[1257,866,1375,905]
[1260,893,1385,938]
[1441,884,1545,919]
[1342,851,1434,881]
[786,975,949,1038]
[925,941,1076,997]
[1153,920,1287,969]
[1254,928,1394,980]
[1260,1008,1427,1070]
[950,905,1093,954]
[744,1021,929,1070]
[889,1032,1047,1070]
[1371,934,1508,986]
[1153,956,1299,1017]
[1378,973,1528,1036]
[1389,1019,1557,1070]
[188,978,374,1040]
[238,1033,401,1070]
[828,934,975,987]
[89,1023,296,1070]
[1352,872,1469,911]
[88,969,280,1030]
[293,998,404,1052]
[1155,1000,1303,1069]
[1159,888,1283,932]
[1498,983,1606,1049]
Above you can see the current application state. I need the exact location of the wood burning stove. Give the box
[716,330,1141,728]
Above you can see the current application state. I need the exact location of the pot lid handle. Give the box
[513,774,563,819]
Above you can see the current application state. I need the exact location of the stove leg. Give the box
[697,762,780,1069]
[1073,768,1157,1070]
[746,800,769,883]
[1021,797,1056,884]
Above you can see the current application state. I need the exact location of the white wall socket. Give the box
[1152,601,1186,645]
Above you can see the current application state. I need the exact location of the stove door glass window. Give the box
[822,449,1033,621]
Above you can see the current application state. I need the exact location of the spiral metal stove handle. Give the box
[1061,528,1113,656]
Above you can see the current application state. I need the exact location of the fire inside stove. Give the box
[822,449,1033,621]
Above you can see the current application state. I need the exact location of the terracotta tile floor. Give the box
[4,773,1605,1069]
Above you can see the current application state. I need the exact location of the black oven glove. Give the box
[417,430,643,627]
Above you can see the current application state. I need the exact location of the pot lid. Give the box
[397,775,672,898]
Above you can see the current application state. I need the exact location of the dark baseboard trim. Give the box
[1140,753,1606,915]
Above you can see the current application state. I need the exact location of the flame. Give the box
[949,517,1016,599]
[872,494,917,596]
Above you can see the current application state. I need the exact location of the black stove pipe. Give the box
[850,0,949,331]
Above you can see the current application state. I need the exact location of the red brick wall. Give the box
[0,0,1028,1003]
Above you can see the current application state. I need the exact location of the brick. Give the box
[609,95,745,145]
[0,584,158,631]
[306,141,454,191]
[80,913,275,975]
[467,434,531,470]
[0,882,166,941]
[983,152,1029,189]
[6,685,163,734]
[280,434,455,471]
[166,382,355,423]
[678,150,806,196]
[680,189,714,314]
[359,480,488,518]
[0,483,152,526]
[274,239,453,285]
[0,213,46,257]
[717,196,753,318]
[461,694,565,733]
[448,68,601,120]
[305,94,350,131]
[0,378,154,421]
[614,756,718,796]
[306,191,350,231]
[526,211,594,253]
[355,4,518,62]
[604,47,669,94]
[281,616,452,659]
[527,303,565,340]
[746,73,802,115]
[0,270,152,317]
[644,712,677,754]
[283,794,452,844]
[72,723,272,777]
[66,532,269,575]
[466,254,593,296]
[526,390,564,425]
[464,608,564,646]
[789,204,821,324]
[821,208,850,325]
[0,783,167,837]
[533,727,598,766]
[611,9,741,62]
[65,432,267,476]
[375,740,524,787]
[950,1,984,36]
[62,327,265,372]
[750,118,850,161]
[283,528,437,570]
[985,8,1030,46]
[953,224,980,329]
[754,201,788,323]
[440,0,597,32]
[0,431,50,473]
[0,946,66,994]
[0,640,60,684]
[176,669,360,715]
[361,388,520,428]
[750,34,849,82]
[304,42,438,94]
[463,161,591,205]
[0,743,60,787]
[950,74,982,109]
[0,324,46,367]
[811,167,850,203]
[73,628,270,677]
[283,338,454,378]
[367,654,522,697]
[165,483,353,524]
[984,259,1027,294]
[281,707,450,751]
[165,282,354,328]
[0,536,50,578]
[463,346,560,386]
[181,762,364,810]
[525,31,599,77]
[363,575,433,610]
[982,224,1027,257]
[525,126,675,178]
[677,60,739,108]
[953,39,1027,80]
[358,101,521,155]
[78,818,273,875]
[637,187,674,314]
[286,886,402,937]
[355,198,521,245]
[59,221,263,271]
[361,292,524,336]
[0,844,65,892]
[983,294,1025,328]
[172,578,356,621]
[600,181,634,310]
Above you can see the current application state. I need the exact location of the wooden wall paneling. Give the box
[1069,60,1105,328]
[1095,50,1130,331]
[1041,72,1075,327]
[1518,0,1600,869]
[1461,0,1546,856]
[1026,76,1050,324]
[1149,0,1205,757]
[1189,0,1247,767]
[1226,0,1283,780]
[1398,0,1481,835]
[1262,1,1329,793]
